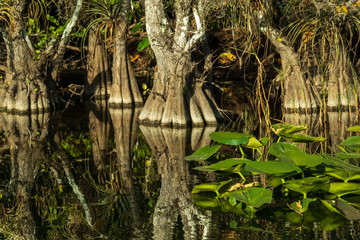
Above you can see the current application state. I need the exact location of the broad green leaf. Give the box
[277,150,323,167]
[341,136,360,151]
[243,137,263,149]
[185,145,221,161]
[320,199,342,215]
[325,168,360,182]
[289,198,316,214]
[336,152,360,159]
[228,187,272,208]
[269,142,302,157]
[281,133,326,143]
[192,194,221,209]
[229,220,238,229]
[320,213,346,231]
[272,124,307,135]
[259,137,269,146]
[137,37,149,51]
[210,132,252,146]
[245,161,302,175]
[347,126,360,132]
[320,182,360,196]
[321,155,360,172]
[192,180,232,194]
[193,158,250,172]
[284,177,327,195]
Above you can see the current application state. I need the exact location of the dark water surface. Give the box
[0,102,360,239]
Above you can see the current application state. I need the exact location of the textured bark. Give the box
[139,125,212,240]
[327,45,359,110]
[139,0,222,127]
[263,28,319,111]
[0,112,50,240]
[0,0,83,113]
[109,0,143,107]
[0,14,50,113]
[85,29,112,99]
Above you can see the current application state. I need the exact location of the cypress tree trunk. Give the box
[327,44,359,110]
[0,17,50,113]
[85,29,112,99]
[108,1,143,107]
[139,0,222,127]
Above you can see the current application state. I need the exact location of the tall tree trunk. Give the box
[327,44,359,110]
[139,0,222,127]
[0,22,50,113]
[262,26,319,111]
[85,29,112,99]
[109,1,143,107]
[0,0,83,113]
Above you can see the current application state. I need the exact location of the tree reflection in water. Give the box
[0,113,50,240]
[140,125,216,239]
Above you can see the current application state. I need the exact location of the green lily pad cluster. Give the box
[186,124,360,232]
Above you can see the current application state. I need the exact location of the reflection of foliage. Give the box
[188,124,360,232]
[61,133,92,158]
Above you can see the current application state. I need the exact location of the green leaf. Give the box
[284,177,327,195]
[245,161,302,175]
[269,142,302,157]
[228,187,272,208]
[229,220,238,229]
[137,37,149,51]
[272,124,307,135]
[131,22,142,32]
[336,152,360,159]
[192,194,221,210]
[192,180,232,194]
[324,168,360,182]
[185,145,221,161]
[210,132,252,146]
[281,133,326,143]
[341,136,360,151]
[289,198,316,214]
[243,137,263,149]
[277,150,323,167]
[259,137,269,146]
[193,158,250,173]
[347,126,360,132]
[320,182,360,196]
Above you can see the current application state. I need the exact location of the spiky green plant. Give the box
[85,0,124,47]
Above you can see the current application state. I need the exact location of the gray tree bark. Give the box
[139,0,222,127]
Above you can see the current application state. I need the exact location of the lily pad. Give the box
[192,180,232,194]
[228,187,273,208]
[185,145,221,161]
[272,124,307,135]
[341,136,360,151]
[283,177,327,196]
[245,161,302,175]
[210,132,252,146]
[347,126,360,132]
[193,158,250,172]
[320,182,360,196]
[269,142,302,157]
[277,150,323,167]
[289,198,316,214]
[281,133,326,143]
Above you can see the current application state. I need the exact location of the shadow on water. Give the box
[0,107,360,239]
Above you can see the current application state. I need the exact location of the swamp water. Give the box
[0,102,359,240]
